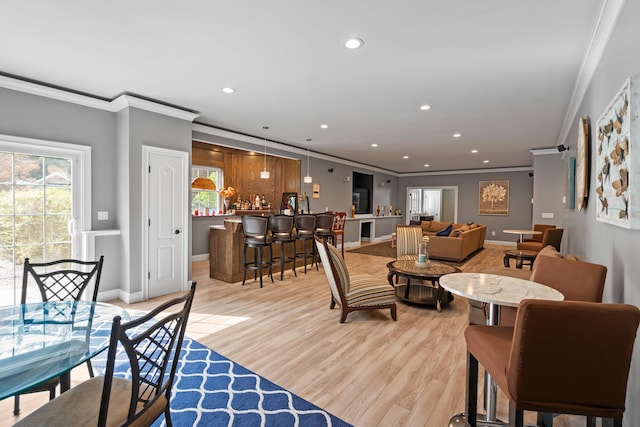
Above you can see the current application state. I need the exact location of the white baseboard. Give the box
[485,239,516,246]
[192,253,209,262]
[97,289,120,302]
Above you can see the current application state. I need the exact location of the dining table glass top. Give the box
[0,301,129,400]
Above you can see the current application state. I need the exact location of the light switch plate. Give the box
[98,211,108,221]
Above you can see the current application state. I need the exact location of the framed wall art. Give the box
[595,75,639,229]
[479,180,509,215]
[568,156,576,210]
[575,117,589,211]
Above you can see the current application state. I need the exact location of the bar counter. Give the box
[209,218,309,283]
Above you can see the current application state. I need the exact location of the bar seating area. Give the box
[294,214,317,274]
[270,215,298,281]
[241,216,274,288]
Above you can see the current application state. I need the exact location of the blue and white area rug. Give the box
[95,337,351,427]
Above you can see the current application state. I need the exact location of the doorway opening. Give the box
[0,135,91,304]
[406,186,458,224]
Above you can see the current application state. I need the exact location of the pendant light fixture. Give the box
[260,126,270,179]
[304,138,313,183]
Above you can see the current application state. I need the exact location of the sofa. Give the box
[419,220,486,263]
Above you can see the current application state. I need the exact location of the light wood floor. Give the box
[1,243,599,426]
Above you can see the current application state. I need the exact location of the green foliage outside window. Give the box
[191,167,221,214]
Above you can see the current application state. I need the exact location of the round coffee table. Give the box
[386,260,461,311]
[503,249,538,269]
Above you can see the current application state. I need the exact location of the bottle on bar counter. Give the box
[255,194,261,209]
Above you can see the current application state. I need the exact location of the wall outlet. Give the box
[491,231,495,236]
[541,212,554,219]
[98,211,108,221]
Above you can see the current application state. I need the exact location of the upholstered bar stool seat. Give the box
[242,216,273,288]
[315,213,335,268]
[270,215,297,280]
[294,214,316,273]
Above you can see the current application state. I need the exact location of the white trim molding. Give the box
[0,75,200,122]
[556,0,627,147]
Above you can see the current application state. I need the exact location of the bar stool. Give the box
[294,214,316,273]
[315,213,335,268]
[331,212,346,258]
[270,214,297,280]
[242,216,273,288]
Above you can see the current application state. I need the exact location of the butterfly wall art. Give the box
[595,75,639,228]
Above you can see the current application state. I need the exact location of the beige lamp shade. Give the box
[191,177,216,190]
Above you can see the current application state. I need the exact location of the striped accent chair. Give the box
[315,238,397,323]
[396,225,423,261]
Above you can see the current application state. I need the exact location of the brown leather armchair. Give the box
[465,299,640,427]
[521,223,555,243]
[517,228,563,252]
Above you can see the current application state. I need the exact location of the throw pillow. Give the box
[460,224,470,231]
[436,224,453,236]
[450,229,461,237]
[468,222,478,229]
[565,253,582,262]
[538,245,563,259]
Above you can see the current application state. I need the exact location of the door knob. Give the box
[174,229,181,235]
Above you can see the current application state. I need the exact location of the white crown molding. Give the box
[194,123,534,177]
[401,166,532,177]
[556,0,626,147]
[193,123,401,176]
[1,75,200,122]
[0,75,112,111]
[111,94,200,122]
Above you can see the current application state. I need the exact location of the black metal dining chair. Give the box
[13,256,104,415]
[15,283,196,427]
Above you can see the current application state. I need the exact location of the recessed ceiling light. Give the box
[371,143,378,147]
[403,156,409,159]
[483,160,490,163]
[471,149,478,153]
[453,133,462,138]
[420,105,432,111]
[320,124,329,129]
[424,164,430,168]
[344,38,364,49]
[222,87,235,94]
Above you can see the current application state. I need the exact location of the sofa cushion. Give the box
[460,224,470,231]
[436,224,453,236]
[450,229,461,237]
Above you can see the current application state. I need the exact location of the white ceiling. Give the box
[1,1,612,173]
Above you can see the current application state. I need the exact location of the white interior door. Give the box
[146,147,188,298]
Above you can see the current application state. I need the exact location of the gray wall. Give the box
[558,1,640,423]
[1,88,194,300]
[0,88,122,294]
[532,152,566,231]
[399,170,533,243]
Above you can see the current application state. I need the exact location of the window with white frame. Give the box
[191,166,221,215]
